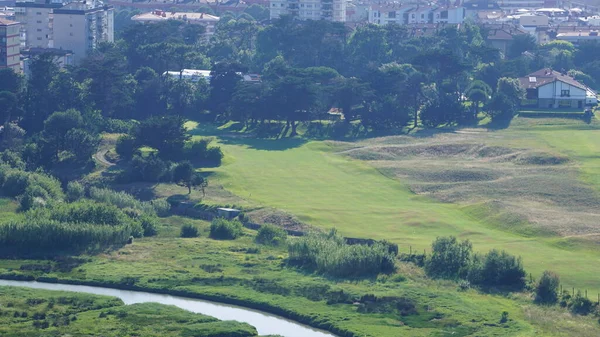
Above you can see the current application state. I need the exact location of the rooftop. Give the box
[519,68,588,90]
[132,10,219,22]
[0,16,17,25]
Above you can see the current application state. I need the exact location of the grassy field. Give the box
[0,285,259,337]
[3,217,598,337]
[182,118,600,296]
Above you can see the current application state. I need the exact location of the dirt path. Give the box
[94,149,115,167]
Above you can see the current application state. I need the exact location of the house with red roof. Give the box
[519,68,598,109]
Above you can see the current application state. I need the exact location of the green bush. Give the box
[140,215,159,237]
[121,155,169,183]
[150,199,170,217]
[180,224,200,238]
[425,236,472,279]
[569,292,594,315]
[535,271,560,304]
[255,224,287,246]
[468,249,526,289]
[209,218,243,240]
[288,229,397,278]
[0,150,25,169]
[66,181,85,202]
[2,170,30,197]
[183,139,223,165]
[105,119,138,134]
[19,185,50,211]
[88,187,156,214]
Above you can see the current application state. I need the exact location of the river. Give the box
[0,280,337,337]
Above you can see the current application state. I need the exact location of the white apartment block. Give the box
[15,1,63,48]
[269,0,346,22]
[369,4,464,25]
[51,0,114,64]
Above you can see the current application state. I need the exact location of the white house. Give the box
[368,4,415,25]
[519,68,596,109]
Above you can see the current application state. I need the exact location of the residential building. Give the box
[14,0,63,48]
[518,68,596,109]
[368,4,414,25]
[484,23,527,56]
[407,6,436,24]
[131,10,219,35]
[496,0,544,11]
[52,0,114,64]
[556,29,600,43]
[0,17,20,72]
[463,0,501,20]
[0,6,16,20]
[432,6,465,24]
[269,0,346,22]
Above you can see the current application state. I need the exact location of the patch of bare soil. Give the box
[245,208,311,232]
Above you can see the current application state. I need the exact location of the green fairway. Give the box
[201,120,600,295]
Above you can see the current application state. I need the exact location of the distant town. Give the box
[1,0,599,74]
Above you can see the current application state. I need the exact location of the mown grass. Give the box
[181,119,600,296]
[0,285,259,337]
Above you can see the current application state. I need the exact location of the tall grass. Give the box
[88,187,168,216]
[0,220,132,256]
[288,230,396,278]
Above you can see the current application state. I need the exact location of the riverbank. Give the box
[0,279,335,337]
[2,221,597,337]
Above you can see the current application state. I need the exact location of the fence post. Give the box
[409,246,412,255]
[573,287,575,297]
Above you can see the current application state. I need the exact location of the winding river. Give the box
[0,280,336,337]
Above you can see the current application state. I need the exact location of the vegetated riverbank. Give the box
[0,279,334,337]
[0,285,260,337]
[0,275,341,337]
[1,217,598,337]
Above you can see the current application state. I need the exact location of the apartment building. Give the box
[369,4,464,25]
[269,0,346,22]
[52,0,114,64]
[0,17,21,72]
[15,0,63,48]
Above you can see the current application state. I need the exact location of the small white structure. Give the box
[163,69,261,83]
[519,68,594,109]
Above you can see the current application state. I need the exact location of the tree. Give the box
[0,68,23,93]
[42,109,84,159]
[135,116,190,159]
[425,236,473,279]
[173,161,207,195]
[244,4,269,22]
[209,62,246,117]
[23,54,59,132]
[535,271,560,304]
[332,77,373,124]
[508,34,537,58]
[486,77,524,123]
[347,24,390,76]
[65,129,100,163]
[466,80,492,119]
[0,91,19,124]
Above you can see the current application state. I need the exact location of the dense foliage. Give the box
[209,218,243,240]
[288,230,396,278]
[180,223,200,238]
[535,270,560,304]
[426,236,526,289]
[255,224,287,246]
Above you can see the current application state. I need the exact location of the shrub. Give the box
[468,249,526,289]
[183,139,223,165]
[105,119,138,134]
[209,218,243,240]
[255,224,287,246]
[66,181,85,202]
[88,187,156,214]
[288,230,397,278]
[535,271,560,304]
[425,236,472,279]
[0,150,25,169]
[2,170,30,197]
[150,199,170,217]
[569,292,594,315]
[115,135,137,160]
[180,224,200,238]
[140,215,159,237]
[19,185,49,211]
[122,155,169,183]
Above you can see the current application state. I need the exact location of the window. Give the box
[70,32,73,36]
[272,3,275,6]
[561,89,570,97]
[37,37,42,40]
[300,4,304,7]
[37,28,42,32]
[388,11,396,18]
[411,13,415,18]
[36,12,42,15]
[421,13,424,19]
[307,4,312,8]
[36,20,42,23]
[70,24,73,27]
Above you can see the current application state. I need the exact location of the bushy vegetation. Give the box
[66,181,85,202]
[255,224,287,246]
[183,139,223,166]
[209,218,243,240]
[88,187,159,215]
[425,236,526,289]
[535,270,560,304]
[180,223,200,238]
[0,220,132,256]
[288,230,396,278]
